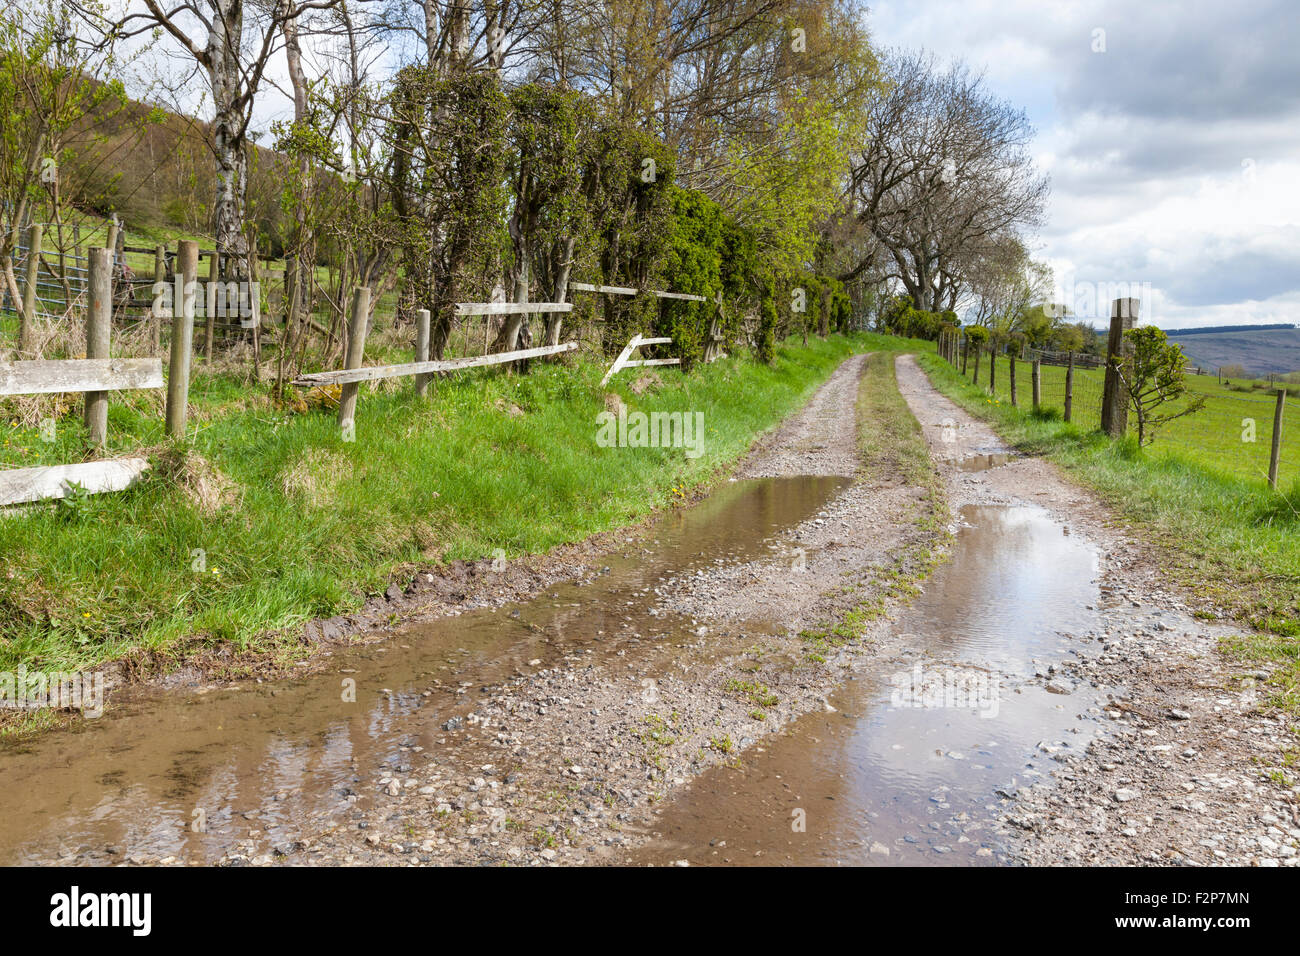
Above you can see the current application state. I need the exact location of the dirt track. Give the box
[261,352,950,866]
[894,355,1299,866]
[13,350,1295,867]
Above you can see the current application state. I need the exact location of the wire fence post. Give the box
[85,247,112,447]
[19,222,42,353]
[1032,359,1042,409]
[338,286,371,436]
[1269,388,1286,490]
[153,244,167,356]
[1009,352,1018,406]
[1101,297,1138,437]
[1064,352,1075,423]
[414,307,431,397]
[165,240,199,440]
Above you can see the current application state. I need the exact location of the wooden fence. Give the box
[4,235,709,505]
[0,248,160,506]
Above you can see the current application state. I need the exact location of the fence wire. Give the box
[941,343,1299,491]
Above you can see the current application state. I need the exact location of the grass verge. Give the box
[916,351,1300,716]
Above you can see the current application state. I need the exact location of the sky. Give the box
[867,0,1300,330]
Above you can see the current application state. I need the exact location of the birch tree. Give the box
[109,0,337,296]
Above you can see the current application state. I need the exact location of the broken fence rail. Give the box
[293,341,578,388]
[600,334,678,387]
[569,282,707,303]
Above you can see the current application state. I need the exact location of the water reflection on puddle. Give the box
[629,504,1110,866]
[0,476,846,865]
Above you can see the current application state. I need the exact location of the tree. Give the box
[106,0,338,300]
[1115,326,1206,445]
[845,52,1048,312]
[1,0,135,354]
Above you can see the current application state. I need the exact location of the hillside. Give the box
[1165,327,1300,376]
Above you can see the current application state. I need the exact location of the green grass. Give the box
[1,332,919,675]
[956,353,1300,487]
[920,351,1300,715]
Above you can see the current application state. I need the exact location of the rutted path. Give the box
[7,351,1291,867]
[281,351,942,866]
[894,355,1299,866]
[0,352,942,867]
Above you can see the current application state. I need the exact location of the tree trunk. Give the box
[207,0,251,308]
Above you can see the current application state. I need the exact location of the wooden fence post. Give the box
[1032,359,1042,409]
[165,240,199,439]
[1101,297,1138,437]
[85,247,112,447]
[989,347,996,394]
[338,286,371,434]
[19,222,42,352]
[152,244,167,356]
[104,216,119,268]
[1064,352,1075,423]
[1009,353,1018,406]
[414,307,431,397]
[972,347,980,383]
[1269,389,1286,490]
[961,335,969,375]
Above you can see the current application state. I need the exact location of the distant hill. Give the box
[1165,327,1300,376]
[1161,323,1297,336]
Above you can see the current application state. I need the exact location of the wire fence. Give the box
[943,335,1299,492]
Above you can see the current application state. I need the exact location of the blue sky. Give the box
[867,0,1300,329]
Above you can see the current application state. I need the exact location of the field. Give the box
[955,353,1300,488]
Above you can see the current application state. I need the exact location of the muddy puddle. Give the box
[952,453,1016,472]
[627,503,1113,866]
[0,475,846,865]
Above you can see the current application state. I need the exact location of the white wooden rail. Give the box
[294,341,577,388]
[0,358,164,396]
[600,334,679,387]
[454,302,573,316]
[1,354,162,506]
[0,459,151,507]
[569,282,707,303]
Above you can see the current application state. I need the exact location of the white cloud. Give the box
[866,0,1300,329]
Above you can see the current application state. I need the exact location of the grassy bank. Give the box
[957,353,1300,487]
[917,352,1300,715]
[1,333,921,675]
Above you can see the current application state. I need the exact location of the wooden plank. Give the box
[0,358,163,396]
[294,342,577,387]
[652,291,707,302]
[570,282,638,296]
[637,337,673,346]
[599,334,642,388]
[454,302,573,316]
[569,283,706,302]
[0,458,150,507]
[623,358,682,369]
